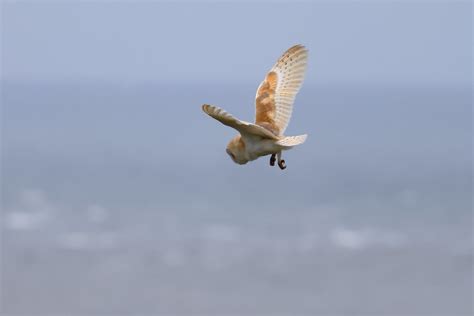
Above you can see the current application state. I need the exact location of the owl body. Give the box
[245,137,282,161]
[203,45,309,170]
[227,135,284,164]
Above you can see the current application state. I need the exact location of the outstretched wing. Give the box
[202,104,279,140]
[255,44,308,135]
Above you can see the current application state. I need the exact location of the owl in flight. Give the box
[202,44,308,170]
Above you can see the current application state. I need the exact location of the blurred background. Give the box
[1,1,472,315]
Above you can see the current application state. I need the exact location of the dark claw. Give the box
[270,154,276,166]
[278,159,286,170]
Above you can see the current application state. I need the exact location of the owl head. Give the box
[226,135,248,165]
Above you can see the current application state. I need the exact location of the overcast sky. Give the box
[2,1,471,85]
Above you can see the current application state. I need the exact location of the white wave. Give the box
[3,189,53,231]
[57,232,117,250]
[4,211,48,231]
[86,204,109,223]
[202,224,240,243]
[330,227,406,250]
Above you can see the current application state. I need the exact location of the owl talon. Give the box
[278,160,286,170]
[270,154,276,166]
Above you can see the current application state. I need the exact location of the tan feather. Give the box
[255,44,308,135]
[202,104,279,140]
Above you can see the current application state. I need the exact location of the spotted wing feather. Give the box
[255,45,308,135]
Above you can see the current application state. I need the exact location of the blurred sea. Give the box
[1,83,472,315]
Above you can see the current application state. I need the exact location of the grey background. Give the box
[1,1,472,315]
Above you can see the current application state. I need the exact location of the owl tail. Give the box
[276,134,308,148]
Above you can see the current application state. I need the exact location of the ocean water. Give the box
[1,83,472,315]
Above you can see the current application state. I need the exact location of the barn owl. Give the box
[202,44,308,170]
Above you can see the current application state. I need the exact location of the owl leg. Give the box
[269,154,276,166]
[277,151,286,170]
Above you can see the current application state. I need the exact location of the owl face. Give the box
[226,136,248,165]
